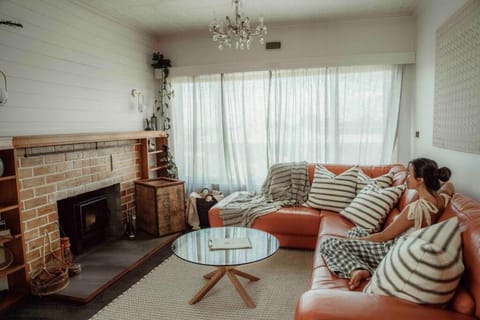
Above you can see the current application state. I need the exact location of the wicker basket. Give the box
[31,232,70,296]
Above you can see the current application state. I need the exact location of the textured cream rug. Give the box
[91,249,313,320]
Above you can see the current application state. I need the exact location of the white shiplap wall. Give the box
[0,0,158,135]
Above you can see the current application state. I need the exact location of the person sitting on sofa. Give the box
[319,157,455,290]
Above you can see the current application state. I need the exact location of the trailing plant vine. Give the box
[152,52,174,134]
[152,53,177,179]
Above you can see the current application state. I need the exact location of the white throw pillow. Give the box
[341,183,405,231]
[305,165,359,212]
[356,170,394,194]
[364,217,464,305]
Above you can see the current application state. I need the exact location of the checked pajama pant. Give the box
[318,227,397,279]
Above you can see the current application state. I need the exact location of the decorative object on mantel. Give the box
[131,89,146,113]
[433,0,480,154]
[152,53,174,135]
[144,118,152,131]
[0,70,8,106]
[150,112,158,131]
[208,0,267,50]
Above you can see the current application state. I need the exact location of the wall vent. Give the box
[266,41,281,50]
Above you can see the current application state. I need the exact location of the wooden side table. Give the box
[135,178,186,236]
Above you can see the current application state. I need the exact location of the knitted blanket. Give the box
[218,162,310,227]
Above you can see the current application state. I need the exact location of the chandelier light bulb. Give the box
[208,0,267,50]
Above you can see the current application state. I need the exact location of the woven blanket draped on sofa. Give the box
[218,162,310,226]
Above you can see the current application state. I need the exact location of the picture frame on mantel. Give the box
[432,0,480,154]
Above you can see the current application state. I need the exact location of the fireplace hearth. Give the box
[57,184,122,255]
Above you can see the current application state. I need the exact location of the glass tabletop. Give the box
[171,227,279,267]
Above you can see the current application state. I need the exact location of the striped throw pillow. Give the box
[340,183,405,231]
[364,217,464,305]
[356,170,394,194]
[305,165,359,212]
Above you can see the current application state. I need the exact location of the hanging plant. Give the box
[152,52,174,135]
[152,53,178,179]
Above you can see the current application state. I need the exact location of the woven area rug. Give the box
[91,249,313,320]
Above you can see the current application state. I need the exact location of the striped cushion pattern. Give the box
[305,165,359,212]
[340,183,405,231]
[356,170,394,194]
[340,182,405,231]
[364,217,464,305]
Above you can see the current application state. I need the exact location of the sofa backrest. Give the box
[437,194,480,318]
[307,164,408,230]
[307,163,407,185]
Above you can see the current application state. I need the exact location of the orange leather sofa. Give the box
[209,164,480,319]
[209,164,407,249]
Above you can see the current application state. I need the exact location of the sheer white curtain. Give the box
[268,65,403,165]
[170,72,270,194]
[171,65,403,194]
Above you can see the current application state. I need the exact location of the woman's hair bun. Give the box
[435,167,451,182]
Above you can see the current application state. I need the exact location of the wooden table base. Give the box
[189,267,260,308]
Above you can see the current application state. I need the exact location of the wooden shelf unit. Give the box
[140,133,169,179]
[0,148,28,312]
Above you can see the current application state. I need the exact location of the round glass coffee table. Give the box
[172,227,279,308]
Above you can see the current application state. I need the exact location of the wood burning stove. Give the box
[58,185,121,255]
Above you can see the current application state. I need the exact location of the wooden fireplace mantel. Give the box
[12,131,167,148]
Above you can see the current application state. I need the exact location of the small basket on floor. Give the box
[31,232,70,296]
[196,188,218,228]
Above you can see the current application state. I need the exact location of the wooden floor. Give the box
[2,232,178,320]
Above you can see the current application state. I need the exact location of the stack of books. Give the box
[208,237,252,250]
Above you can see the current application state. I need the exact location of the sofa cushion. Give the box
[364,217,464,305]
[340,183,406,232]
[252,207,321,237]
[305,165,359,212]
[317,212,354,238]
[356,170,394,194]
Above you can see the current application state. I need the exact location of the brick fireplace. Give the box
[14,136,147,276]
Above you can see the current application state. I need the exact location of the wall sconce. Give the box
[0,71,7,106]
[131,89,146,112]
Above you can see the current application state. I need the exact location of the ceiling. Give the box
[73,0,420,36]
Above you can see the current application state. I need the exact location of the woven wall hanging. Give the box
[433,0,480,154]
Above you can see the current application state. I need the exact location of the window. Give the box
[171,65,403,194]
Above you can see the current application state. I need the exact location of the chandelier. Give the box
[208,0,267,50]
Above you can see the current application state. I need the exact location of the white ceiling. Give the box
[73,0,420,36]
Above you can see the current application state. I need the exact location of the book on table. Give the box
[208,237,252,250]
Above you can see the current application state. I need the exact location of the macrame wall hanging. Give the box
[433,0,480,154]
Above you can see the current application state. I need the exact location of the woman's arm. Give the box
[439,182,455,196]
[358,206,414,242]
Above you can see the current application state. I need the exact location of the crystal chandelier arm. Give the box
[209,0,266,50]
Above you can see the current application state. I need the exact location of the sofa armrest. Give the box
[295,289,474,320]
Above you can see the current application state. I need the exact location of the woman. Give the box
[319,158,455,290]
